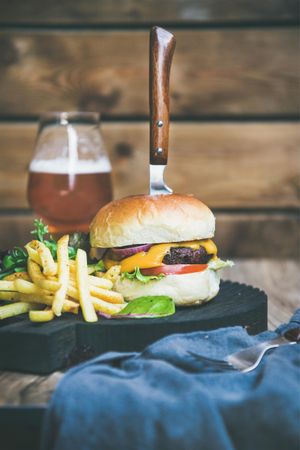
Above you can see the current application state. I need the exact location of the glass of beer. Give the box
[27,112,113,234]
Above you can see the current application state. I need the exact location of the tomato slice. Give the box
[140,264,208,276]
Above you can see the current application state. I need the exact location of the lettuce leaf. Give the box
[121,267,165,283]
[208,258,234,271]
[98,295,175,319]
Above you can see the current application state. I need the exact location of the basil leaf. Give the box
[11,248,27,260]
[3,255,15,269]
[115,295,175,318]
[0,247,27,279]
[2,248,28,270]
[14,266,27,273]
[121,267,165,283]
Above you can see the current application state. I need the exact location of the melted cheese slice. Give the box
[104,240,217,273]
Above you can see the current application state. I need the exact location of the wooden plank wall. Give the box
[0,0,299,256]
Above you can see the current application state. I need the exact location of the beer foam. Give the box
[29,157,111,174]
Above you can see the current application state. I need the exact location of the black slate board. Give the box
[0,281,267,374]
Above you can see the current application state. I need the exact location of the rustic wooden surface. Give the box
[0,258,298,407]
[1,120,299,256]
[0,122,299,209]
[0,0,298,24]
[0,0,298,263]
[0,29,298,117]
[0,212,299,258]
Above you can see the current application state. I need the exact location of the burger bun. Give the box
[90,194,215,248]
[114,269,220,306]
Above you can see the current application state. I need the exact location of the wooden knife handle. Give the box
[149,27,176,165]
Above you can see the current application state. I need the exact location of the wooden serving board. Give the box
[0,281,267,374]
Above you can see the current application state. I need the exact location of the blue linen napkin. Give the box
[41,309,300,450]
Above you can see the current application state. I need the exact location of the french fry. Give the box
[90,285,124,304]
[14,279,49,296]
[95,271,106,278]
[52,235,70,317]
[23,293,78,314]
[67,284,80,300]
[0,291,78,314]
[67,281,123,305]
[26,240,57,275]
[29,308,55,322]
[0,234,126,324]
[88,275,113,289]
[4,272,30,281]
[92,297,125,315]
[69,271,113,290]
[67,284,123,313]
[102,265,121,284]
[60,299,79,315]
[0,302,39,320]
[0,291,53,303]
[47,276,57,281]
[75,249,97,322]
[0,291,20,301]
[32,240,57,276]
[27,259,61,292]
[69,260,103,276]
[0,280,15,291]
[25,243,42,265]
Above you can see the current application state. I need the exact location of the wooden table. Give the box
[0,258,299,449]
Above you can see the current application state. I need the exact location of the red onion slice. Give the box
[111,244,152,259]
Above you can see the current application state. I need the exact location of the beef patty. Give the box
[162,246,212,265]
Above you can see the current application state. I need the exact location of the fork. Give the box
[188,327,300,373]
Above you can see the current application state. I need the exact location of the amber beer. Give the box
[28,158,113,234]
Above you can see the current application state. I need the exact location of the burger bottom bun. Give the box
[114,269,220,306]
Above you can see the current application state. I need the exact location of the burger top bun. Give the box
[90,194,215,248]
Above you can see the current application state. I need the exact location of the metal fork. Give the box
[188,327,300,373]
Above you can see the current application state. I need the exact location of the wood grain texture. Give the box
[0,371,63,406]
[0,122,299,209]
[0,212,298,258]
[0,371,83,406]
[223,259,300,330]
[0,0,298,24]
[0,29,298,116]
[0,258,298,406]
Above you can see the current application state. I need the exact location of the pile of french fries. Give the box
[0,235,125,323]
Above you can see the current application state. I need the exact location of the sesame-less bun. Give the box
[90,194,215,248]
[114,269,220,306]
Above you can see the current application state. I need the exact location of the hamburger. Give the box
[90,194,233,306]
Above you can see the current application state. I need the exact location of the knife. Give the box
[149,26,176,195]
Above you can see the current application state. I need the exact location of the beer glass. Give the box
[27,112,112,234]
